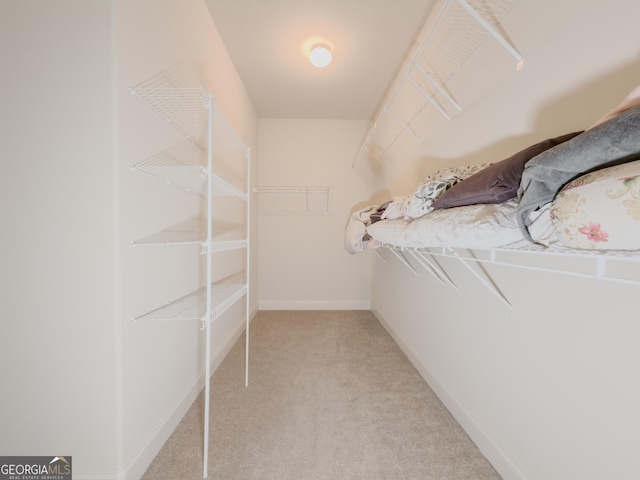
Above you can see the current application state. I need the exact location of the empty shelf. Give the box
[130,85,209,149]
[130,77,250,158]
[130,152,248,200]
[132,273,247,323]
[131,218,247,251]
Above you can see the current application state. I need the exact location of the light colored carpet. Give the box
[142,310,502,479]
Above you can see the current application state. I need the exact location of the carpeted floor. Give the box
[142,310,502,479]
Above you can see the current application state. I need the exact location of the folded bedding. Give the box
[345,205,376,254]
[345,202,393,253]
[346,85,640,254]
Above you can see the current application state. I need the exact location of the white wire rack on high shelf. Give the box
[353,0,522,182]
[253,186,332,215]
[130,69,251,478]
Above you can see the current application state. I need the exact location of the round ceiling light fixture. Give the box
[309,43,332,68]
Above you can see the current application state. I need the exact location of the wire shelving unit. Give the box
[130,71,251,478]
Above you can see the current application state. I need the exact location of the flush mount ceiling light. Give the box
[309,43,332,68]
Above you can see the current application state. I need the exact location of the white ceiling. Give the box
[205,0,437,120]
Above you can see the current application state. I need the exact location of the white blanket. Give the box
[345,205,376,254]
[367,200,528,250]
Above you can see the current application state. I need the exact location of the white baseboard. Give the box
[119,314,252,480]
[259,300,370,310]
[68,470,126,480]
[371,308,528,480]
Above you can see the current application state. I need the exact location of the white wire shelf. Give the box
[132,273,247,323]
[378,242,640,288]
[253,186,331,194]
[353,0,521,180]
[375,242,640,313]
[130,85,210,150]
[130,75,250,158]
[414,0,521,90]
[131,217,247,251]
[130,151,248,200]
[253,186,332,215]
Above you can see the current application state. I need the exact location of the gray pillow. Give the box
[432,131,582,209]
[517,105,640,242]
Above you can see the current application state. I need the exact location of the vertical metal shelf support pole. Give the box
[245,147,252,388]
[203,92,213,479]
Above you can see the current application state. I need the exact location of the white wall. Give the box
[0,1,258,479]
[369,0,640,479]
[0,0,119,474]
[257,119,372,310]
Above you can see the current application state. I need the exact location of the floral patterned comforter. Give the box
[550,160,640,250]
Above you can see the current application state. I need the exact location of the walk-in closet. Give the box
[3,1,640,479]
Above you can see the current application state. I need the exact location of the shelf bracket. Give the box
[456,0,524,70]
[384,105,426,143]
[595,256,606,278]
[412,63,463,114]
[373,248,388,263]
[412,250,458,290]
[446,247,513,311]
[389,248,420,276]
[406,250,446,287]
[405,70,455,121]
